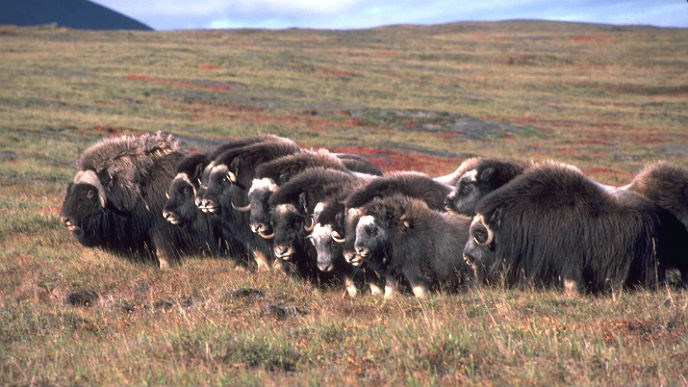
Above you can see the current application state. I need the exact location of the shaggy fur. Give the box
[197,138,301,270]
[445,158,529,216]
[268,168,364,282]
[162,153,239,259]
[463,163,688,293]
[355,194,473,298]
[60,132,188,267]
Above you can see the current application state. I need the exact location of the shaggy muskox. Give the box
[247,149,357,237]
[341,171,453,267]
[462,162,688,294]
[268,168,364,283]
[162,153,238,259]
[60,132,187,267]
[196,138,301,270]
[624,161,688,229]
[444,157,528,216]
[353,194,473,298]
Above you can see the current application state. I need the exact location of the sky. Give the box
[94,0,688,31]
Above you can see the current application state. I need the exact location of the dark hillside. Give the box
[0,0,152,30]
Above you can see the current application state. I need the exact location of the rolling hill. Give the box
[0,0,151,30]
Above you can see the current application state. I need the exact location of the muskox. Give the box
[268,168,364,283]
[60,132,188,267]
[342,171,453,268]
[462,162,688,294]
[247,149,355,237]
[162,153,238,258]
[444,157,528,216]
[197,138,302,270]
[353,194,473,298]
[624,161,688,229]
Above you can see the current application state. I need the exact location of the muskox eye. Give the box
[459,182,473,196]
[181,186,191,195]
[473,228,488,245]
[85,190,95,199]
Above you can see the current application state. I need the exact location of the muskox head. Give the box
[248,177,279,237]
[309,201,347,272]
[196,162,239,214]
[162,172,198,225]
[342,207,363,266]
[352,214,390,268]
[270,202,314,261]
[462,213,497,279]
[445,159,526,216]
[60,170,108,244]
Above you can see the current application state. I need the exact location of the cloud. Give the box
[94,0,688,30]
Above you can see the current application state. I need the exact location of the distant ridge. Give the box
[0,0,152,30]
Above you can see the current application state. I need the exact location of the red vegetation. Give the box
[125,74,230,92]
[331,146,459,176]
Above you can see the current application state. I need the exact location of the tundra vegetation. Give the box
[1,22,687,385]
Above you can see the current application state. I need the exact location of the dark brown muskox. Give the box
[196,137,301,270]
[353,194,473,298]
[60,132,188,267]
[341,171,453,269]
[463,162,688,294]
[162,153,239,259]
[247,149,354,237]
[268,168,364,284]
[444,157,529,216]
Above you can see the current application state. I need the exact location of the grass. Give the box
[1,21,688,385]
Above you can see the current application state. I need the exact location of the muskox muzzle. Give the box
[60,215,81,235]
[273,244,294,261]
[162,209,181,225]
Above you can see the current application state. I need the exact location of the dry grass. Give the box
[1,21,687,385]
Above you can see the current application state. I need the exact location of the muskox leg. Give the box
[411,284,429,299]
[253,250,271,272]
[344,275,358,298]
[563,278,579,298]
[384,276,399,299]
[156,248,171,269]
[369,283,383,296]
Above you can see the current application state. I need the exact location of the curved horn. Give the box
[73,170,106,208]
[303,215,315,232]
[331,230,345,243]
[231,201,251,212]
[258,229,275,239]
[227,171,237,183]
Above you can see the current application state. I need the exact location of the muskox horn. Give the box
[73,170,106,208]
[231,201,251,212]
[227,171,237,183]
[304,215,315,232]
[331,230,345,243]
[258,229,275,239]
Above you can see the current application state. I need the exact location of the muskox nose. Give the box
[60,216,79,232]
[162,209,180,225]
[250,223,266,233]
[274,245,291,260]
[318,262,334,272]
[354,246,369,258]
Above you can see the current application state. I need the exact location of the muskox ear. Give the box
[298,192,309,212]
[479,167,495,182]
[400,214,411,229]
[106,173,141,212]
[486,207,503,228]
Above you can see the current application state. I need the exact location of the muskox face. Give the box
[248,178,279,237]
[60,181,106,245]
[352,214,389,267]
[163,173,197,225]
[309,202,346,272]
[462,213,496,275]
[197,163,235,214]
[271,203,314,261]
[445,169,484,216]
[343,207,363,265]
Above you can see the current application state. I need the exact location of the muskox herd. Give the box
[60,132,688,297]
